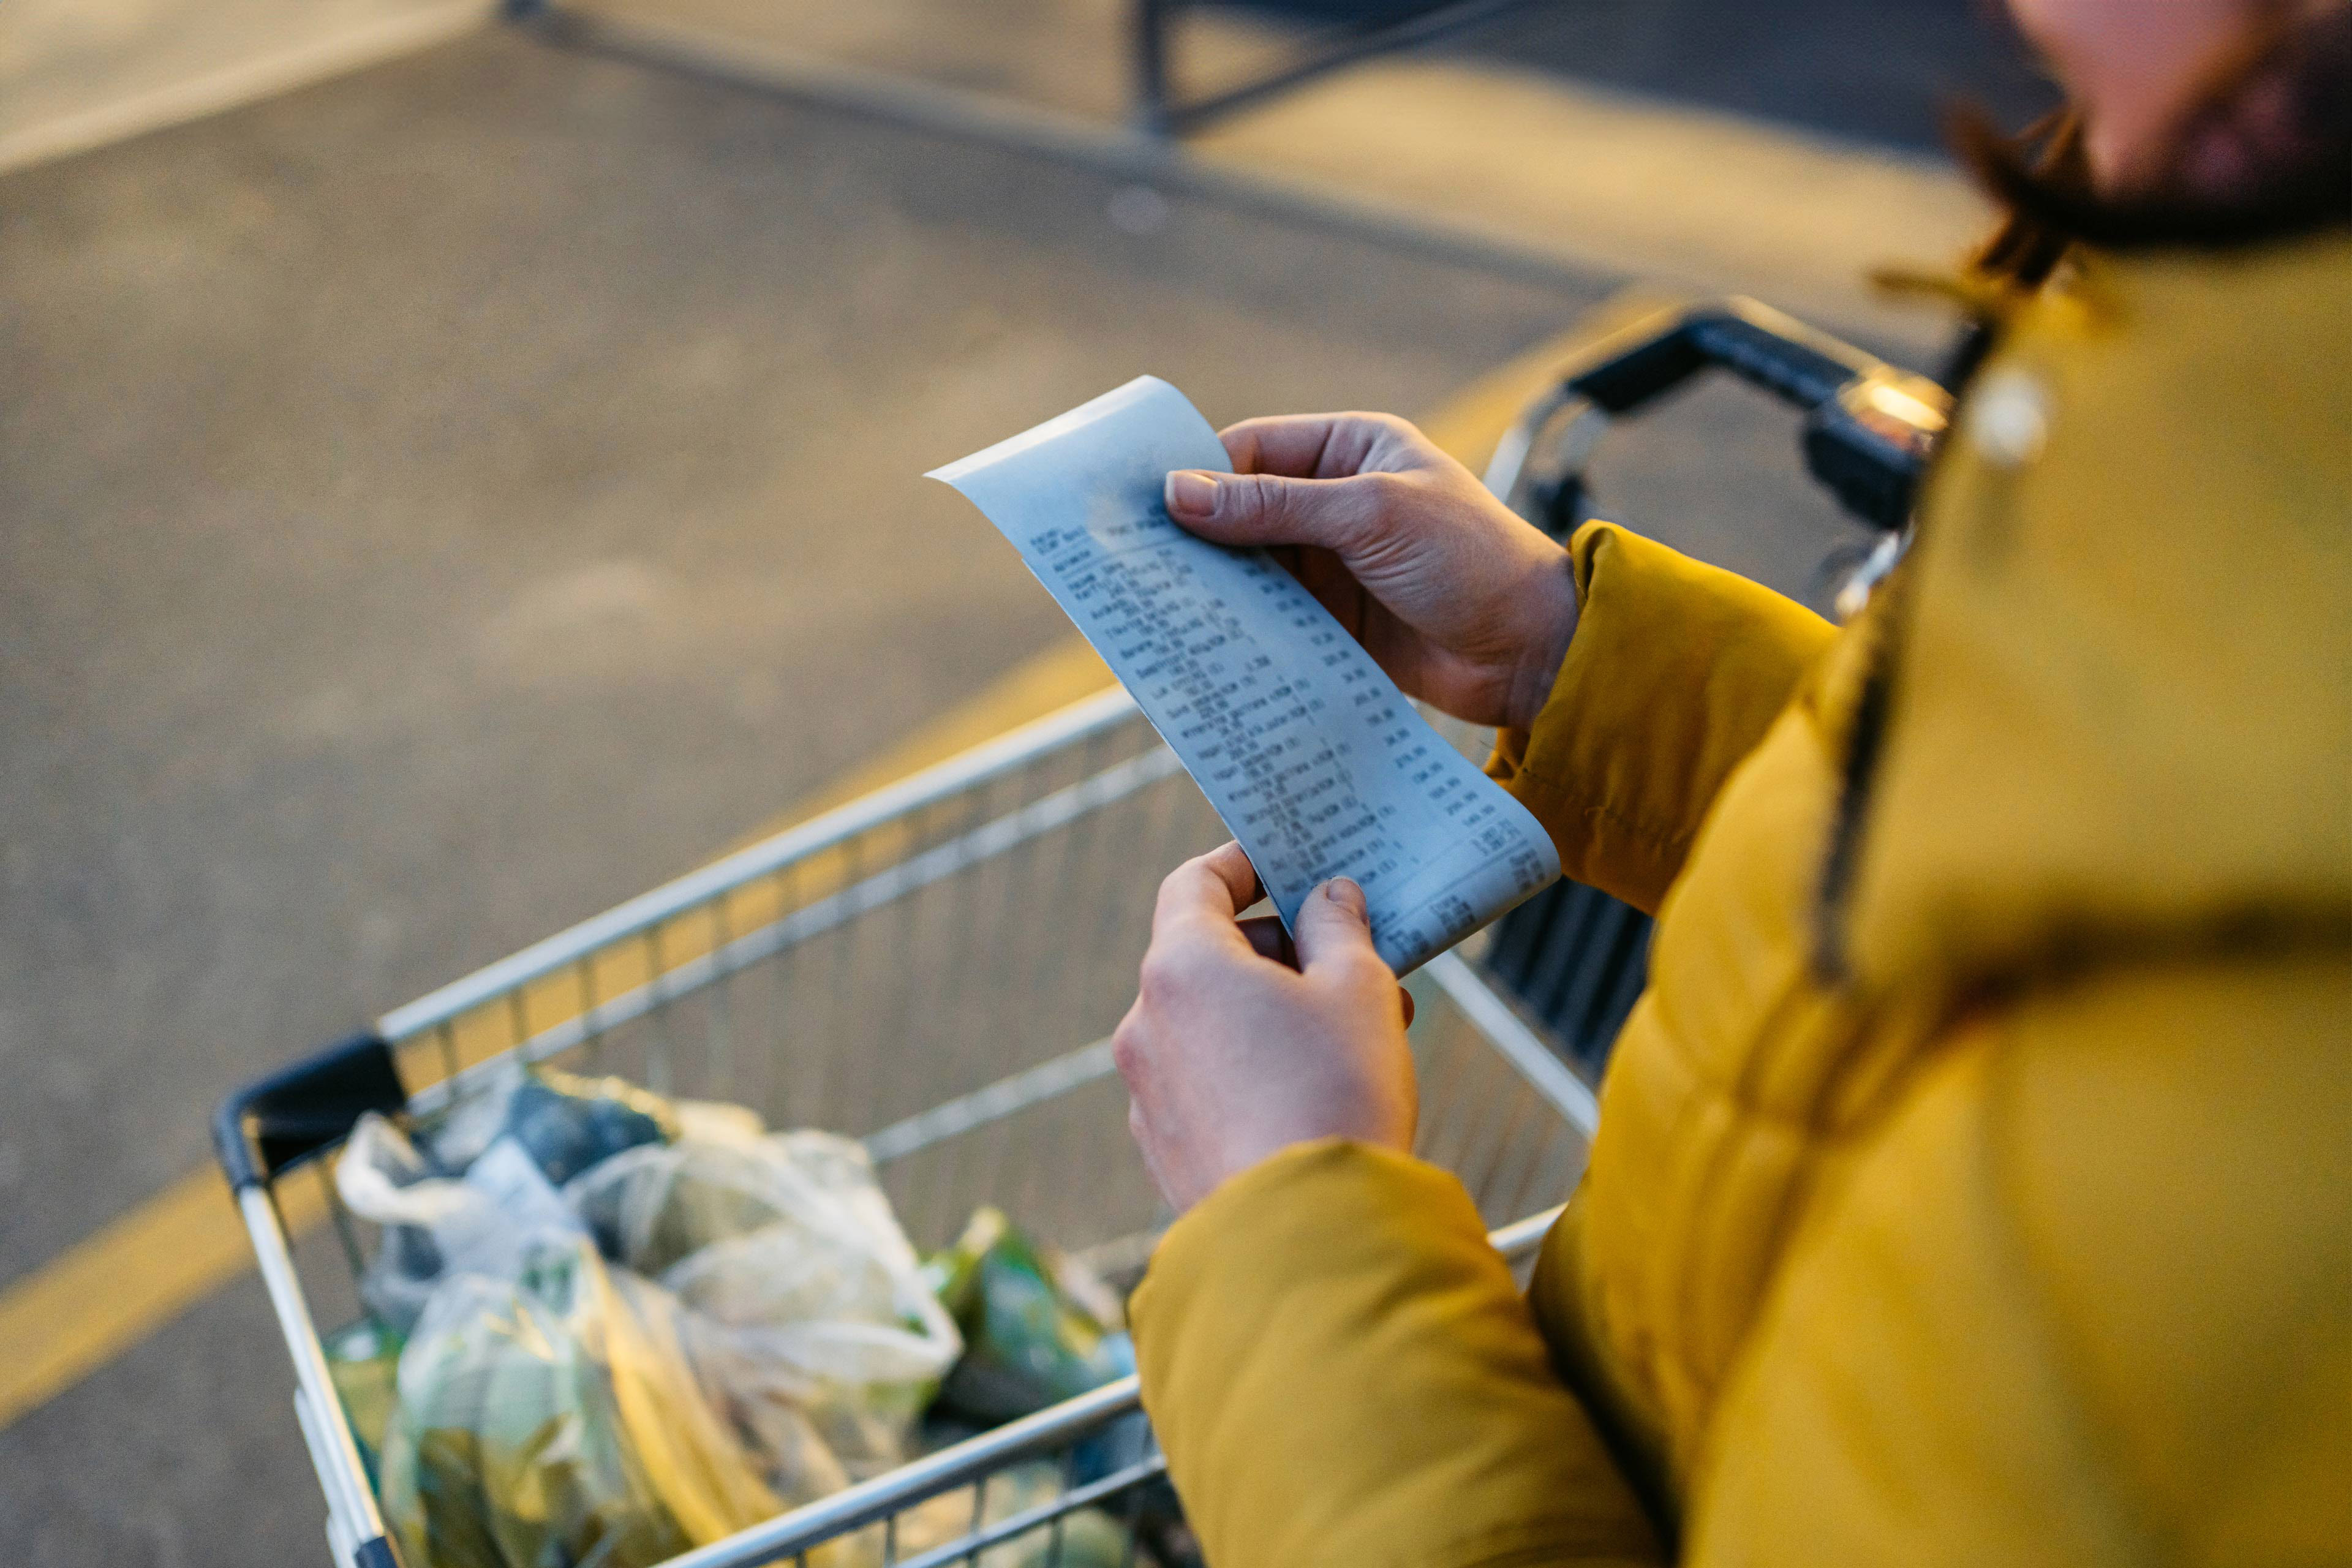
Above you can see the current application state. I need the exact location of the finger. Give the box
[1238,914,1297,967]
[1218,414,1403,479]
[1165,461,1398,553]
[1152,842,1263,937]
[1215,840,1266,907]
[1293,876,1389,979]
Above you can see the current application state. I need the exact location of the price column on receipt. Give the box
[930,376,1558,974]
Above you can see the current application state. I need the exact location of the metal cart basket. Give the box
[216,686,1598,1568]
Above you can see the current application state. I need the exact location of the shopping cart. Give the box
[216,685,1599,1568]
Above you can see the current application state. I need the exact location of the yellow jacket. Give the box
[1130,234,2352,1566]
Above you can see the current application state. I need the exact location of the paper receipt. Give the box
[930,376,1559,974]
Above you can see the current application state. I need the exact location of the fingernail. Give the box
[1166,470,1219,518]
[1323,876,1365,917]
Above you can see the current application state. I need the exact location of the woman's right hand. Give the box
[1164,412,1578,732]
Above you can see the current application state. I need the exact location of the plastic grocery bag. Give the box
[567,1130,962,1483]
[378,1233,783,1568]
[341,1061,968,1558]
[337,1114,584,1333]
[417,1064,682,1182]
[337,1066,679,1332]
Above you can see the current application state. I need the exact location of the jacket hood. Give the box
[1836,234,2352,1001]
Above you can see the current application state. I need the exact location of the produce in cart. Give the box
[925,1206,1135,1427]
[377,1234,782,1568]
[568,1126,961,1480]
[334,1067,963,1566]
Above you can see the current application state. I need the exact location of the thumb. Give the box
[1293,876,1382,974]
[1164,469,1374,550]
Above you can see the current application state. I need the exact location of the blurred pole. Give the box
[1131,0,1176,136]
[1131,0,1539,140]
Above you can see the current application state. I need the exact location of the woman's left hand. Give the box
[1114,842,1418,1214]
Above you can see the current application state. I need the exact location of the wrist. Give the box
[1503,550,1579,732]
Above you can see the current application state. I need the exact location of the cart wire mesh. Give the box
[224,687,1596,1568]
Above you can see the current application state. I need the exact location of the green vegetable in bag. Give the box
[323,1318,404,1483]
[923,1208,1134,1427]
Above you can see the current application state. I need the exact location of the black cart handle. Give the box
[214,1030,406,1191]
[1489,296,1953,537]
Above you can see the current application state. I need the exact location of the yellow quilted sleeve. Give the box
[1129,1140,1662,1568]
[1488,523,1836,914]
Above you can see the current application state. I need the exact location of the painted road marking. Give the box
[0,638,1111,1433]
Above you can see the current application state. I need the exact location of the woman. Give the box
[1110,2,2350,1563]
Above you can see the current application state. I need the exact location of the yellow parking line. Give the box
[0,638,1111,1433]
[0,1167,321,1430]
